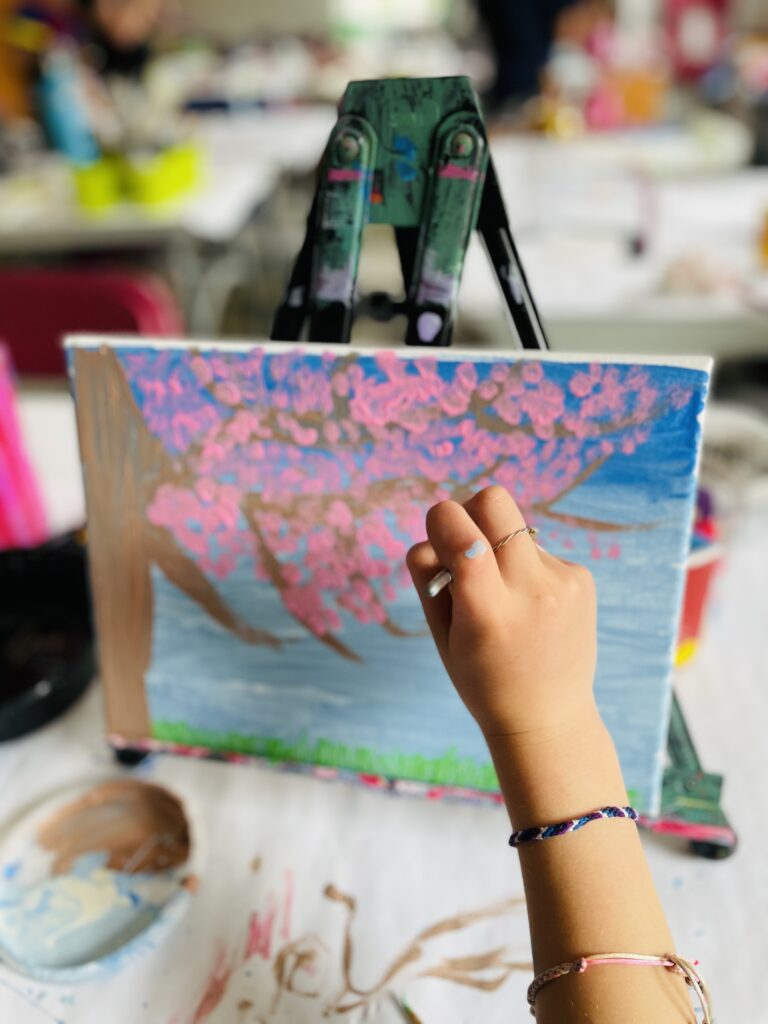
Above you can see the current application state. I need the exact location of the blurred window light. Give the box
[331,0,451,34]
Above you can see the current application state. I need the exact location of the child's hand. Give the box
[407,486,598,741]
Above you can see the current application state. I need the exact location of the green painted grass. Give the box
[151,720,500,792]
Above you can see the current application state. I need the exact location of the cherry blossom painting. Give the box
[68,339,710,815]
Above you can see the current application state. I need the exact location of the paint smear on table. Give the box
[0,780,193,979]
[182,864,530,1022]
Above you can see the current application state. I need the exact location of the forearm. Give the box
[486,704,695,1023]
[407,488,702,1021]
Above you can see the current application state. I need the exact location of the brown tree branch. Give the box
[242,497,362,663]
[529,508,655,533]
[144,523,283,647]
[528,453,656,533]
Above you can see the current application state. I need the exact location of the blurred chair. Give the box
[0,269,184,376]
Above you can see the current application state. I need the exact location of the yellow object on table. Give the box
[72,143,203,213]
[123,142,203,207]
[73,158,123,213]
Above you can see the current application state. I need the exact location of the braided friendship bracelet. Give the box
[527,952,713,1022]
[509,805,638,847]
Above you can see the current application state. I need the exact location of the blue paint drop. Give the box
[464,540,487,560]
[395,161,417,182]
[393,134,416,157]
[393,134,418,181]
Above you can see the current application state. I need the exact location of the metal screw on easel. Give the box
[450,131,474,158]
[336,133,361,164]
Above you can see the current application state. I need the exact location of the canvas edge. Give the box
[648,369,713,819]
[107,732,508,807]
[64,334,714,374]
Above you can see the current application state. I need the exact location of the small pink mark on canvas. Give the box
[438,164,479,181]
[245,896,277,960]
[191,943,233,1024]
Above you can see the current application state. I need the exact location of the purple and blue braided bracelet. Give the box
[509,806,638,848]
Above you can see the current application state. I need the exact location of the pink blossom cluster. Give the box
[121,349,692,647]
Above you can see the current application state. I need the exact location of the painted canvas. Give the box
[67,339,710,815]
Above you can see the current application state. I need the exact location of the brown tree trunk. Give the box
[71,348,156,741]
[72,347,286,741]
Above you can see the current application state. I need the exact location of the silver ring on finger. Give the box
[491,526,537,553]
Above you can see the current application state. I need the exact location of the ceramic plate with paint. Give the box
[0,779,195,981]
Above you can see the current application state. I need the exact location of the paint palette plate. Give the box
[0,779,194,981]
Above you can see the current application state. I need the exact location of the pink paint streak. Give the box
[327,168,364,182]
[191,944,233,1024]
[245,896,277,960]
[282,870,294,942]
[638,815,735,843]
[438,164,479,181]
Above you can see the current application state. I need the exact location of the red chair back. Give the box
[0,270,184,376]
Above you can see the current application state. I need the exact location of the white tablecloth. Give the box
[2,391,766,1022]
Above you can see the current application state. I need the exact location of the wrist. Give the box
[484,705,629,832]
[481,698,603,751]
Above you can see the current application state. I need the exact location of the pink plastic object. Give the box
[0,344,48,550]
[0,270,184,376]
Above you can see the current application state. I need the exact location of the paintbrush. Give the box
[390,992,424,1023]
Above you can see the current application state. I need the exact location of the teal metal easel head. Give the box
[338,75,487,228]
[271,75,547,349]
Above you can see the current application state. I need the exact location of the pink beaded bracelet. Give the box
[527,952,712,1021]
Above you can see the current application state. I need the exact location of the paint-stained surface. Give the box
[68,340,710,813]
[185,874,529,1022]
[37,781,190,875]
[0,780,192,979]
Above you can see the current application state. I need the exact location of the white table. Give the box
[459,132,768,358]
[0,107,337,334]
[2,387,766,1021]
[0,108,336,255]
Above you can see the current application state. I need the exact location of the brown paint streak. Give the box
[270,935,329,1014]
[528,507,653,533]
[72,348,286,741]
[145,523,282,647]
[71,349,158,738]
[36,780,190,875]
[420,960,529,990]
[468,390,667,443]
[323,883,527,1015]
